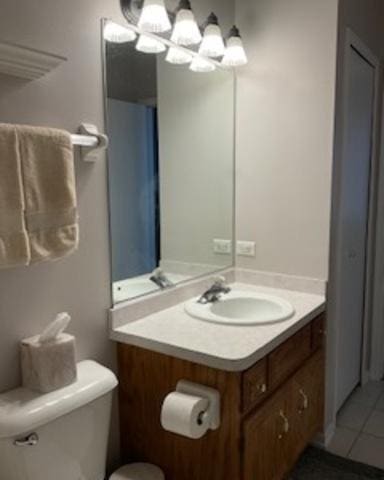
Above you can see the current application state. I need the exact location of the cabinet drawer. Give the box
[268,325,311,389]
[242,358,267,413]
[312,314,326,351]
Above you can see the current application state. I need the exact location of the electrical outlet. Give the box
[213,239,232,255]
[237,241,256,257]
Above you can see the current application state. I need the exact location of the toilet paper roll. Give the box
[160,392,210,439]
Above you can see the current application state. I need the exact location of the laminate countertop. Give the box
[110,282,325,372]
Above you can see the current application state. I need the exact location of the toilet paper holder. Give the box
[175,380,221,430]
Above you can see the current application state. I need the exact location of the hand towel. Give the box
[0,124,30,268]
[16,124,79,263]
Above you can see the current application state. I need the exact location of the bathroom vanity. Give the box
[112,283,325,480]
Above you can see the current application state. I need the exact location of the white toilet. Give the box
[0,360,164,480]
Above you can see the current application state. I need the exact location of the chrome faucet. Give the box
[150,268,174,290]
[198,276,231,304]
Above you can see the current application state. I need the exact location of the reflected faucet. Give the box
[150,268,174,290]
[198,276,231,304]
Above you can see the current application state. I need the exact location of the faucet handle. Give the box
[213,275,226,285]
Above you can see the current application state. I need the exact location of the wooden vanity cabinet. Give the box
[117,313,325,480]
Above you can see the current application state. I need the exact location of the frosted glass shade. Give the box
[136,34,166,54]
[199,24,225,58]
[171,9,202,46]
[166,47,193,65]
[222,36,248,66]
[138,0,172,33]
[103,22,137,43]
[190,56,216,73]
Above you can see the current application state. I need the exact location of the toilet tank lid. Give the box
[0,360,118,439]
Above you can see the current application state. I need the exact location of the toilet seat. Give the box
[110,463,165,480]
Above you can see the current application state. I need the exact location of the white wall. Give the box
[235,0,339,280]
[0,0,234,469]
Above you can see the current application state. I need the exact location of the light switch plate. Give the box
[213,239,232,255]
[237,241,256,257]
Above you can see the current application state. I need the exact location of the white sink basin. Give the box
[184,290,295,326]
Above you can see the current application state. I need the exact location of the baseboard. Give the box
[311,422,336,449]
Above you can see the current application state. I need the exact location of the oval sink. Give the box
[184,291,295,326]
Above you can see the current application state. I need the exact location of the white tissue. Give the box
[160,392,210,439]
[39,312,71,343]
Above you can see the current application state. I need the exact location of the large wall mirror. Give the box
[103,19,235,304]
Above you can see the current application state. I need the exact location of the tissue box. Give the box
[21,333,77,393]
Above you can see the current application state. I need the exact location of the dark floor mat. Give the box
[290,447,384,479]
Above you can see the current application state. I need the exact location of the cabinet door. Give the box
[244,383,293,480]
[291,350,325,449]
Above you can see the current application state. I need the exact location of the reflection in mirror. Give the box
[103,20,235,304]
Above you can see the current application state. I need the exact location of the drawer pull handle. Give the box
[258,384,267,393]
[278,410,289,439]
[299,389,309,413]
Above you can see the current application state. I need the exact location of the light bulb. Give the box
[166,47,193,65]
[171,0,202,46]
[103,21,137,43]
[199,13,225,58]
[138,0,171,33]
[136,34,166,54]
[222,26,248,67]
[190,56,216,73]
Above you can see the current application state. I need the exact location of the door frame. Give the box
[327,27,381,429]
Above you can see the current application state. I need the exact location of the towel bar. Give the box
[71,123,108,162]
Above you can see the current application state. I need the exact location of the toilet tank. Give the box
[0,360,118,480]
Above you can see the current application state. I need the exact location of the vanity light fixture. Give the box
[190,56,216,73]
[199,13,225,58]
[103,21,137,43]
[138,0,172,33]
[166,47,193,65]
[136,34,166,53]
[171,0,202,46]
[222,26,248,67]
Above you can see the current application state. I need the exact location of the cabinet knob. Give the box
[258,383,267,393]
[278,410,290,439]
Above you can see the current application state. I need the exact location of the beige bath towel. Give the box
[0,123,78,267]
[0,124,30,268]
[16,125,79,263]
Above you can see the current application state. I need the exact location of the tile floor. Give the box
[327,381,384,470]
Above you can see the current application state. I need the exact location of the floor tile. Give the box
[326,426,359,457]
[363,410,384,438]
[348,381,384,407]
[337,401,371,431]
[349,433,384,470]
